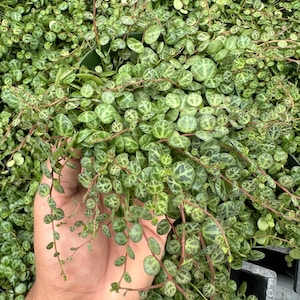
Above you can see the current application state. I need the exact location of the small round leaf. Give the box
[191,57,217,82]
[157,219,171,235]
[95,103,116,124]
[143,255,160,276]
[127,37,144,54]
[54,113,74,137]
[80,84,94,98]
[38,183,51,197]
[52,208,65,221]
[177,115,197,133]
[129,223,143,243]
[289,249,300,260]
[152,120,174,139]
[115,256,126,267]
[148,237,161,255]
[77,111,98,123]
[144,24,161,44]
[163,281,177,297]
[114,232,128,246]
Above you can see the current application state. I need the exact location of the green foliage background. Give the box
[0,0,300,299]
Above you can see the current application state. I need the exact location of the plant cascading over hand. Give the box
[0,0,300,299]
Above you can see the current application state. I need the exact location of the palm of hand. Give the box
[27,157,170,300]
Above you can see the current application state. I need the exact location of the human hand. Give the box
[26,154,172,300]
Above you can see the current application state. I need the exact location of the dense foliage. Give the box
[1,0,300,299]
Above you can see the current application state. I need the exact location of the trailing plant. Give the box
[1,0,300,299]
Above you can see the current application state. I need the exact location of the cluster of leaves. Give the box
[0,0,93,298]
[1,0,300,299]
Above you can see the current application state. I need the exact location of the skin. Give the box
[26,155,172,300]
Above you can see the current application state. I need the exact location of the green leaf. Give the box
[129,223,143,243]
[206,38,223,55]
[152,120,174,139]
[163,281,177,297]
[257,216,269,231]
[76,129,94,144]
[167,176,182,195]
[217,201,239,219]
[53,231,60,240]
[101,90,116,104]
[175,268,191,284]
[165,93,181,108]
[95,103,116,124]
[114,232,128,246]
[13,152,24,166]
[143,255,160,276]
[289,248,300,260]
[254,230,269,245]
[202,219,222,244]
[77,111,98,123]
[38,183,51,197]
[172,161,195,187]
[199,113,217,130]
[177,69,193,87]
[203,283,216,298]
[123,272,132,283]
[52,208,65,220]
[44,214,54,224]
[146,180,164,194]
[123,135,139,153]
[206,90,223,107]
[47,197,57,210]
[187,92,203,107]
[190,57,217,82]
[237,35,251,49]
[127,37,144,53]
[173,0,183,10]
[86,198,96,209]
[214,178,228,201]
[248,250,265,261]
[54,113,74,137]
[185,237,200,256]
[1,221,13,233]
[139,47,159,67]
[157,219,171,235]
[127,245,136,260]
[95,176,112,193]
[168,131,191,149]
[80,84,94,98]
[144,24,161,44]
[103,194,120,210]
[112,218,127,233]
[177,115,197,133]
[257,153,274,169]
[53,179,64,193]
[1,89,20,109]
[186,39,195,55]
[115,256,126,267]
[46,242,54,250]
[148,237,161,255]
[102,224,111,238]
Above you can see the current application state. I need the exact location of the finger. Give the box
[33,158,107,289]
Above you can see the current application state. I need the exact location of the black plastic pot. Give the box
[254,247,300,294]
[231,261,277,300]
[231,247,300,300]
[295,260,300,293]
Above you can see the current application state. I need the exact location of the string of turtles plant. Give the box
[0,0,300,299]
